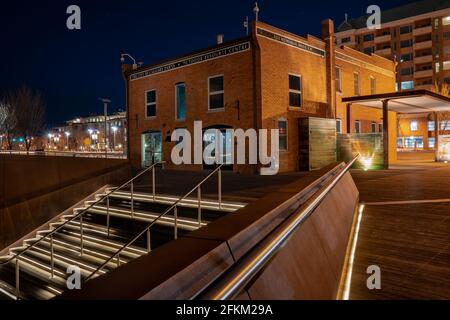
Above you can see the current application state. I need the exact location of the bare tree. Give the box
[0,99,17,150]
[434,81,450,132]
[8,86,46,151]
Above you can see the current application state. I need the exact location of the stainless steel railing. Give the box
[198,156,359,300]
[0,161,164,299]
[84,164,224,281]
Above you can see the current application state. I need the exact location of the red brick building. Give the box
[123,20,396,173]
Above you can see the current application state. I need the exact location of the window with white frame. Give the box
[355,120,361,133]
[371,122,377,133]
[354,72,360,96]
[410,120,418,131]
[335,67,342,93]
[428,121,435,131]
[336,118,342,134]
[278,119,288,151]
[289,74,302,107]
[208,75,224,110]
[175,83,186,120]
[145,90,156,118]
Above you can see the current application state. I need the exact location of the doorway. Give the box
[141,131,162,167]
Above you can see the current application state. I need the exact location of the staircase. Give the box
[0,164,246,300]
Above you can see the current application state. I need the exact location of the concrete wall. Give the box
[0,155,130,250]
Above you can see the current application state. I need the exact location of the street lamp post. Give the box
[65,132,71,150]
[99,98,111,159]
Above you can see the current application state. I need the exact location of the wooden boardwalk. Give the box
[348,163,450,299]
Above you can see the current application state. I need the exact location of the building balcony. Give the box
[414,40,432,50]
[414,55,432,64]
[413,25,432,36]
[375,47,392,56]
[414,69,433,78]
[374,34,391,44]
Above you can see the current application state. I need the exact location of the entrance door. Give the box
[141,131,162,167]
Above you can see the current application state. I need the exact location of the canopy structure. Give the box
[342,90,450,168]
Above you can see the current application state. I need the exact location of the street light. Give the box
[98,98,111,158]
[65,131,71,150]
[111,126,118,150]
[120,53,138,70]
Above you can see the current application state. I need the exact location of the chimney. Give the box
[321,19,336,119]
[216,34,224,45]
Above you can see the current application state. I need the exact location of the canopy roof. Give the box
[342,90,450,114]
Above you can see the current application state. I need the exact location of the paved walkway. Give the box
[348,162,450,299]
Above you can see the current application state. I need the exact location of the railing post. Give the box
[147,228,151,253]
[198,186,202,228]
[218,167,222,210]
[117,253,121,267]
[106,196,110,237]
[80,215,84,256]
[15,259,20,300]
[131,182,134,217]
[152,166,156,201]
[50,234,54,278]
[174,206,178,240]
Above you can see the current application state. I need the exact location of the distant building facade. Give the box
[335,0,450,91]
[123,20,396,173]
[50,112,127,152]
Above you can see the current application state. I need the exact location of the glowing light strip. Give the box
[342,204,365,300]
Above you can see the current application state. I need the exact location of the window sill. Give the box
[207,108,225,113]
[145,116,157,120]
[288,106,302,111]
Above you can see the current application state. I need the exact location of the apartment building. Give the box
[122,20,396,173]
[335,0,450,92]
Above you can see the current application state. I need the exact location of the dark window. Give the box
[289,74,302,107]
[363,47,374,54]
[336,119,342,134]
[363,34,374,41]
[401,67,413,76]
[209,75,224,110]
[341,37,351,43]
[278,120,288,151]
[400,39,412,48]
[335,67,342,92]
[355,120,361,134]
[175,83,186,120]
[371,122,377,133]
[354,73,360,96]
[400,25,412,34]
[400,53,413,62]
[146,90,156,118]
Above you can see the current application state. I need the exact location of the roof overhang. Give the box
[342,90,450,114]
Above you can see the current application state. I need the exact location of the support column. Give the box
[346,103,352,134]
[382,100,389,169]
[434,112,440,162]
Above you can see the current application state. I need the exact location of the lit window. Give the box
[354,72,360,96]
[401,81,414,90]
[440,121,450,130]
[336,118,342,134]
[289,74,302,107]
[429,137,436,149]
[436,62,441,73]
[355,120,361,133]
[410,120,418,131]
[443,16,450,26]
[208,75,224,110]
[443,61,450,71]
[335,67,342,93]
[278,119,288,151]
[145,90,156,118]
[370,77,376,95]
[428,121,435,131]
[175,83,186,120]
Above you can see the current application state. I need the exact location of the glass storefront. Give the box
[141,131,162,167]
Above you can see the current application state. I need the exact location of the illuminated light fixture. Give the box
[342,204,365,300]
[360,156,373,171]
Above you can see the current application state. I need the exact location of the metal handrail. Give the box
[198,155,359,300]
[85,164,224,281]
[1,161,164,297]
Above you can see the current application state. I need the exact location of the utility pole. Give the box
[99,98,111,159]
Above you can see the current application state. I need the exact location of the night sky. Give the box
[0,0,413,127]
